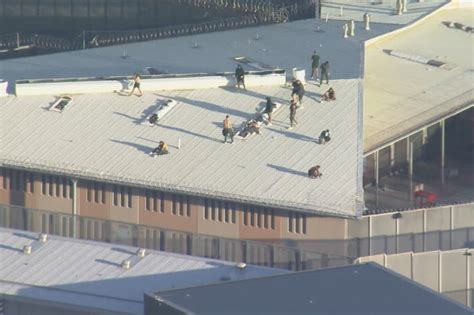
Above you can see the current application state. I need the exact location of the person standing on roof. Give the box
[320,61,330,86]
[288,99,298,129]
[264,97,276,125]
[129,73,143,97]
[235,65,246,90]
[223,115,234,144]
[311,51,320,80]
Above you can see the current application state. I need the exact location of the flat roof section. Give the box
[149,263,473,315]
[363,7,474,153]
[0,228,285,315]
[0,19,398,83]
[0,80,363,217]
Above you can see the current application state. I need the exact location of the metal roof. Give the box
[0,79,363,217]
[0,228,286,315]
[149,262,473,315]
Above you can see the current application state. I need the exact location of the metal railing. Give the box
[0,204,352,271]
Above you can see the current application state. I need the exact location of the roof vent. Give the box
[136,248,146,258]
[23,245,32,254]
[236,262,247,269]
[121,260,131,270]
[39,233,48,243]
[49,96,73,112]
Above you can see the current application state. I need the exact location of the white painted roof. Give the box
[363,7,474,152]
[0,79,363,217]
[0,228,285,315]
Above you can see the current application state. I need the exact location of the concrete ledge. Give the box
[0,80,8,97]
[15,71,286,96]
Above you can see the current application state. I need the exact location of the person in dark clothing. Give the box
[311,51,320,80]
[291,79,305,106]
[308,165,322,178]
[129,73,142,96]
[320,61,330,85]
[264,97,276,124]
[289,99,298,129]
[319,129,331,144]
[322,87,336,102]
[235,65,246,90]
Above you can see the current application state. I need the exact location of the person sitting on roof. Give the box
[246,120,261,135]
[149,113,158,125]
[322,87,336,102]
[150,141,169,157]
[319,129,331,144]
[308,165,322,179]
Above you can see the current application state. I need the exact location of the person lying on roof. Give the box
[150,141,169,157]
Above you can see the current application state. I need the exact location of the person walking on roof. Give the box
[223,115,234,143]
[264,97,276,124]
[288,99,298,129]
[235,65,246,90]
[320,61,330,86]
[129,73,143,97]
[311,51,320,80]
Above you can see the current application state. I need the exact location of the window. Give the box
[264,209,269,229]
[113,185,118,206]
[204,199,209,219]
[217,201,223,222]
[145,190,151,211]
[186,196,191,217]
[257,209,262,228]
[160,192,165,213]
[271,210,275,230]
[87,184,92,202]
[55,177,61,197]
[127,187,132,208]
[48,176,54,196]
[288,212,293,232]
[1,169,7,189]
[41,175,47,195]
[120,186,125,207]
[172,195,177,215]
[62,178,68,198]
[179,196,184,216]
[231,204,236,223]
[29,173,35,193]
[211,200,216,221]
[243,206,248,226]
[250,208,255,226]
[302,214,307,234]
[295,213,300,233]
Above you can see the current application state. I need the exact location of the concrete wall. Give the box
[357,248,473,307]
[348,204,474,256]
[15,72,286,96]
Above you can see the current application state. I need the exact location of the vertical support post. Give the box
[409,141,414,203]
[16,33,20,48]
[374,151,379,207]
[422,209,427,251]
[441,120,445,185]
[467,250,471,307]
[395,216,400,253]
[450,206,454,249]
[82,30,86,49]
[390,144,395,168]
[438,250,443,293]
[368,215,373,255]
[71,178,78,238]
[422,127,428,145]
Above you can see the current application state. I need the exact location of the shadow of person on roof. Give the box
[219,86,288,104]
[110,139,151,154]
[268,127,315,142]
[267,164,307,177]
[95,259,122,268]
[154,93,251,120]
[112,111,142,124]
[157,124,222,143]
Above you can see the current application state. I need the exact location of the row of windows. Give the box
[113,185,133,208]
[288,212,307,234]
[41,175,73,199]
[86,181,106,204]
[145,190,165,213]
[243,207,275,230]
[204,199,236,224]
[172,195,191,217]
[1,169,35,193]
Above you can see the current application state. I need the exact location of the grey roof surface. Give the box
[0,228,286,315]
[0,18,397,84]
[151,262,473,315]
[0,79,363,217]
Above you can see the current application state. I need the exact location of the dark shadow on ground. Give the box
[268,127,316,142]
[267,164,307,177]
[157,124,222,143]
[95,259,122,268]
[0,244,23,252]
[110,139,150,154]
